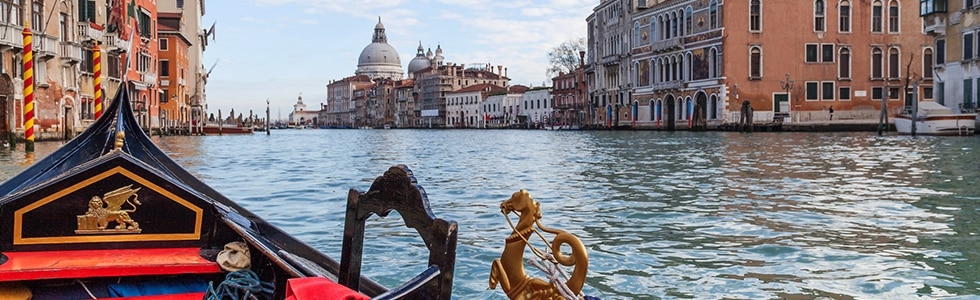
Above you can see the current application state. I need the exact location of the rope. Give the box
[205,269,274,300]
[503,210,581,300]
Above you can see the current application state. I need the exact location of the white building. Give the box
[446,83,506,128]
[522,88,553,126]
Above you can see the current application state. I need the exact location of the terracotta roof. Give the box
[450,83,506,94]
[508,85,529,93]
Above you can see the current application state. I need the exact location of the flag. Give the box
[209,22,216,41]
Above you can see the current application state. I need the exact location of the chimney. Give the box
[497,65,502,76]
[504,67,508,78]
[461,64,465,77]
[579,50,586,68]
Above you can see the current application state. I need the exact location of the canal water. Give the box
[0,130,977,299]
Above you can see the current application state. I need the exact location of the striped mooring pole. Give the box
[22,24,34,152]
[94,42,103,119]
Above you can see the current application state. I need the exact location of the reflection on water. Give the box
[3,131,978,299]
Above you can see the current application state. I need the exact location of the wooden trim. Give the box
[13,166,203,245]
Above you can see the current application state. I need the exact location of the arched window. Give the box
[839,0,851,32]
[671,11,679,37]
[888,0,900,33]
[750,46,762,78]
[710,0,718,28]
[839,47,851,79]
[750,0,761,31]
[633,21,641,45]
[872,0,883,32]
[889,47,900,78]
[814,0,825,31]
[709,48,717,78]
[650,17,657,41]
[923,48,934,79]
[872,47,883,78]
[686,6,693,34]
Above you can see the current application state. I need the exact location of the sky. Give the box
[200,0,595,119]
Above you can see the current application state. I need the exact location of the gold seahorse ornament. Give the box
[489,190,589,300]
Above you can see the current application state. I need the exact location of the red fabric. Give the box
[285,277,369,300]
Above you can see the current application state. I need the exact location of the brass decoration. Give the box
[75,185,142,234]
[489,190,589,300]
[114,131,125,150]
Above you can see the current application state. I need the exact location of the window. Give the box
[923,87,933,100]
[872,47,883,79]
[839,48,851,78]
[822,82,835,100]
[964,32,974,60]
[78,0,96,23]
[937,82,944,105]
[633,22,641,45]
[889,48,900,79]
[686,6,693,34]
[839,86,851,100]
[160,60,169,77]
[937,39,946,64]
[107,53,120,78]
[965,79,973,107]
[750,46,762,78]
[806,81,819,100]
[888,1,900,33]
[924,48,934,79]
[750,0,762,32]
[806,44,819,62]
[872,0,883,33]
[815,0,826,31]
[839,0,851,32]
[160,38,169,51]
[822,44,835,62]
[889,87,900,100]
[710,0,718,28]
[872,87,884,100]
[81,49,93,73]
[31,1,41,30]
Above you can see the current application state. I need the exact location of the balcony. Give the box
[140,71,157,86]
[652,38,683,53]
[653,81,684,91]
[105,32,130,53]
[77,22,104,43]
[59,41,82,66]
[599,54,621,66]
[32,33,58,60]
[923,14,946,36]
[0,24,23,49]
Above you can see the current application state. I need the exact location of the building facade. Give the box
[922,0,978,113]
[587,0,635,128]
[157,12,191,131]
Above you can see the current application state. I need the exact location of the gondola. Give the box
[0,87,457,299]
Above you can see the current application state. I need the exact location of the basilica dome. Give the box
[356,18,403,80]
[407,42,431,74]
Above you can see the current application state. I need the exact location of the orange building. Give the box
[120,0,160,130]
[157,12,191,131]
[724,0,932,123]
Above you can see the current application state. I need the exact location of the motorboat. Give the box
[894,101,976,136]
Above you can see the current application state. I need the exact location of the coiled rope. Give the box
[205,269,274,300]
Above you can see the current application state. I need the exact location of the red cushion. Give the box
[285,277,369,300]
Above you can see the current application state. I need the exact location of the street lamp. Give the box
[780,72,794,122]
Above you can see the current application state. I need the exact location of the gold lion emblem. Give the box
[76,185,143,234]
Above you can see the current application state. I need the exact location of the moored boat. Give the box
[894,101,977,136]
[0,88,457,299]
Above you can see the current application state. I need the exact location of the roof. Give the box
[450,83,506,94]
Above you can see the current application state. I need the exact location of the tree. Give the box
[546,38,586,78]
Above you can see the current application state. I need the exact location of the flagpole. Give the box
[22,22,34,152]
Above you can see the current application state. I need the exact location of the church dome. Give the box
[356,17,403,80]
[407,41,431,74]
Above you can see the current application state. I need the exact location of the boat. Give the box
[0,87,458,299]
[894,101,977,136]
[202,123,255,134]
